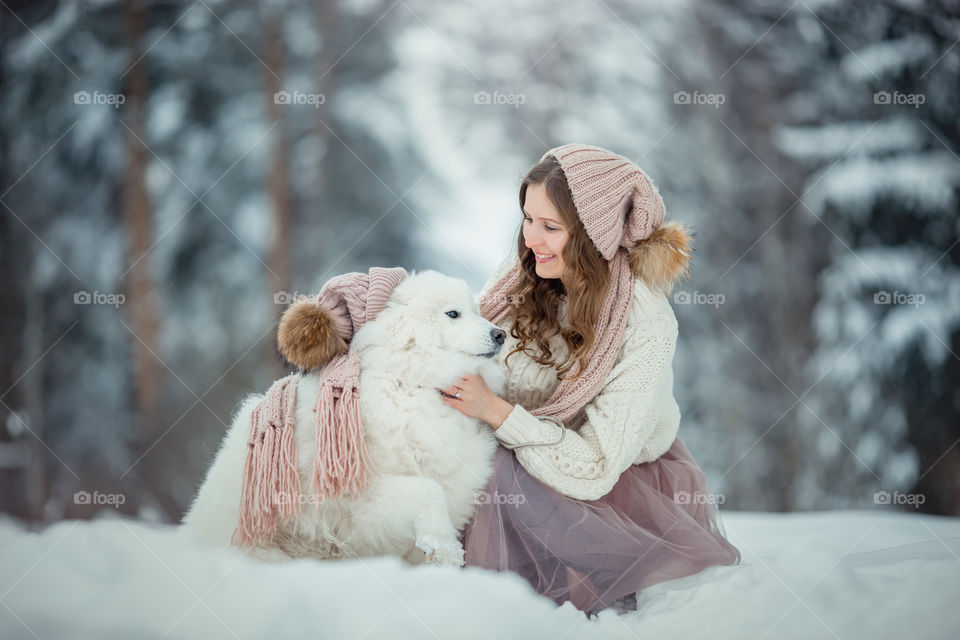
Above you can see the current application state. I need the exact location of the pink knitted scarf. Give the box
[231,255,640,547]
[479,248,636,424]
[231,267,407,548]
[231,143,663,546]
[477,143,667,423]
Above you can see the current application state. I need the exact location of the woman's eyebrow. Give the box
[522,209,563,225]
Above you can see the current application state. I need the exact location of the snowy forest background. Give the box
[0,0,957,525]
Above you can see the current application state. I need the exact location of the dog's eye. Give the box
[445,310,460,319]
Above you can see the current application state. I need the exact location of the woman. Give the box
[438,144,740,617]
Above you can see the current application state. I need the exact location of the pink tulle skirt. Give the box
[461,437,741,616]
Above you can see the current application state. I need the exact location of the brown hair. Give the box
[504,156,611,380]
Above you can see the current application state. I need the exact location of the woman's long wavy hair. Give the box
[503,155,611,380]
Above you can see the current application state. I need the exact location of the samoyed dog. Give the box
[182,270,505,566]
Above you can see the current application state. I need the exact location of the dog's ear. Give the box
[276,301,348,370]
[386,304,435,353]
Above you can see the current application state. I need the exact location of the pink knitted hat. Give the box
[542,144,667,261]
[317,266,408,342]
[476,145,672,423]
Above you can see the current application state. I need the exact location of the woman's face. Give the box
[522,182,570,280]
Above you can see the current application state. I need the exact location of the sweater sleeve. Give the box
[493,306,679,500]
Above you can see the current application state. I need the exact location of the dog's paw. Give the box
[415,534,465,567]
[247,545,292,563]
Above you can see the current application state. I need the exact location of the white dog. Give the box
[182,270,505,566]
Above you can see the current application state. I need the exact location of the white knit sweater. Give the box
[480,255,682,500]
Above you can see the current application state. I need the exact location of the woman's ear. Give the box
[276,301,348,370]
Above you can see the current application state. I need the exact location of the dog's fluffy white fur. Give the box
[182,270,505,566]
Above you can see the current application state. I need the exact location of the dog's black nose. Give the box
[491,328,506,345]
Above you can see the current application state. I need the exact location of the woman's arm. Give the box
[481,396,515,431]
[492,309,680,501]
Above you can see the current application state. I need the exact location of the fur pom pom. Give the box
[277,301,348,371]
[629,221,694,296]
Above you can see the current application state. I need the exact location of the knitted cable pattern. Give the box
[482,255,682,500]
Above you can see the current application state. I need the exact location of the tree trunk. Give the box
[122,0,161,439]
[263,10,291,328]
[313,0,340,218]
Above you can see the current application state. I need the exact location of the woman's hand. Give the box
[438,373,513,428]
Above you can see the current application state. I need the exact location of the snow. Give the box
[773,119,926,163]
[804,151,960,221]
[812,245,960,373]
[2,510,958,639]
[5,0,79,71]
[842,34,936,81]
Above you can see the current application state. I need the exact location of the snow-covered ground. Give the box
[1,510,958,639]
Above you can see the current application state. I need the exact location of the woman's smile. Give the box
[523,183,569,277]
